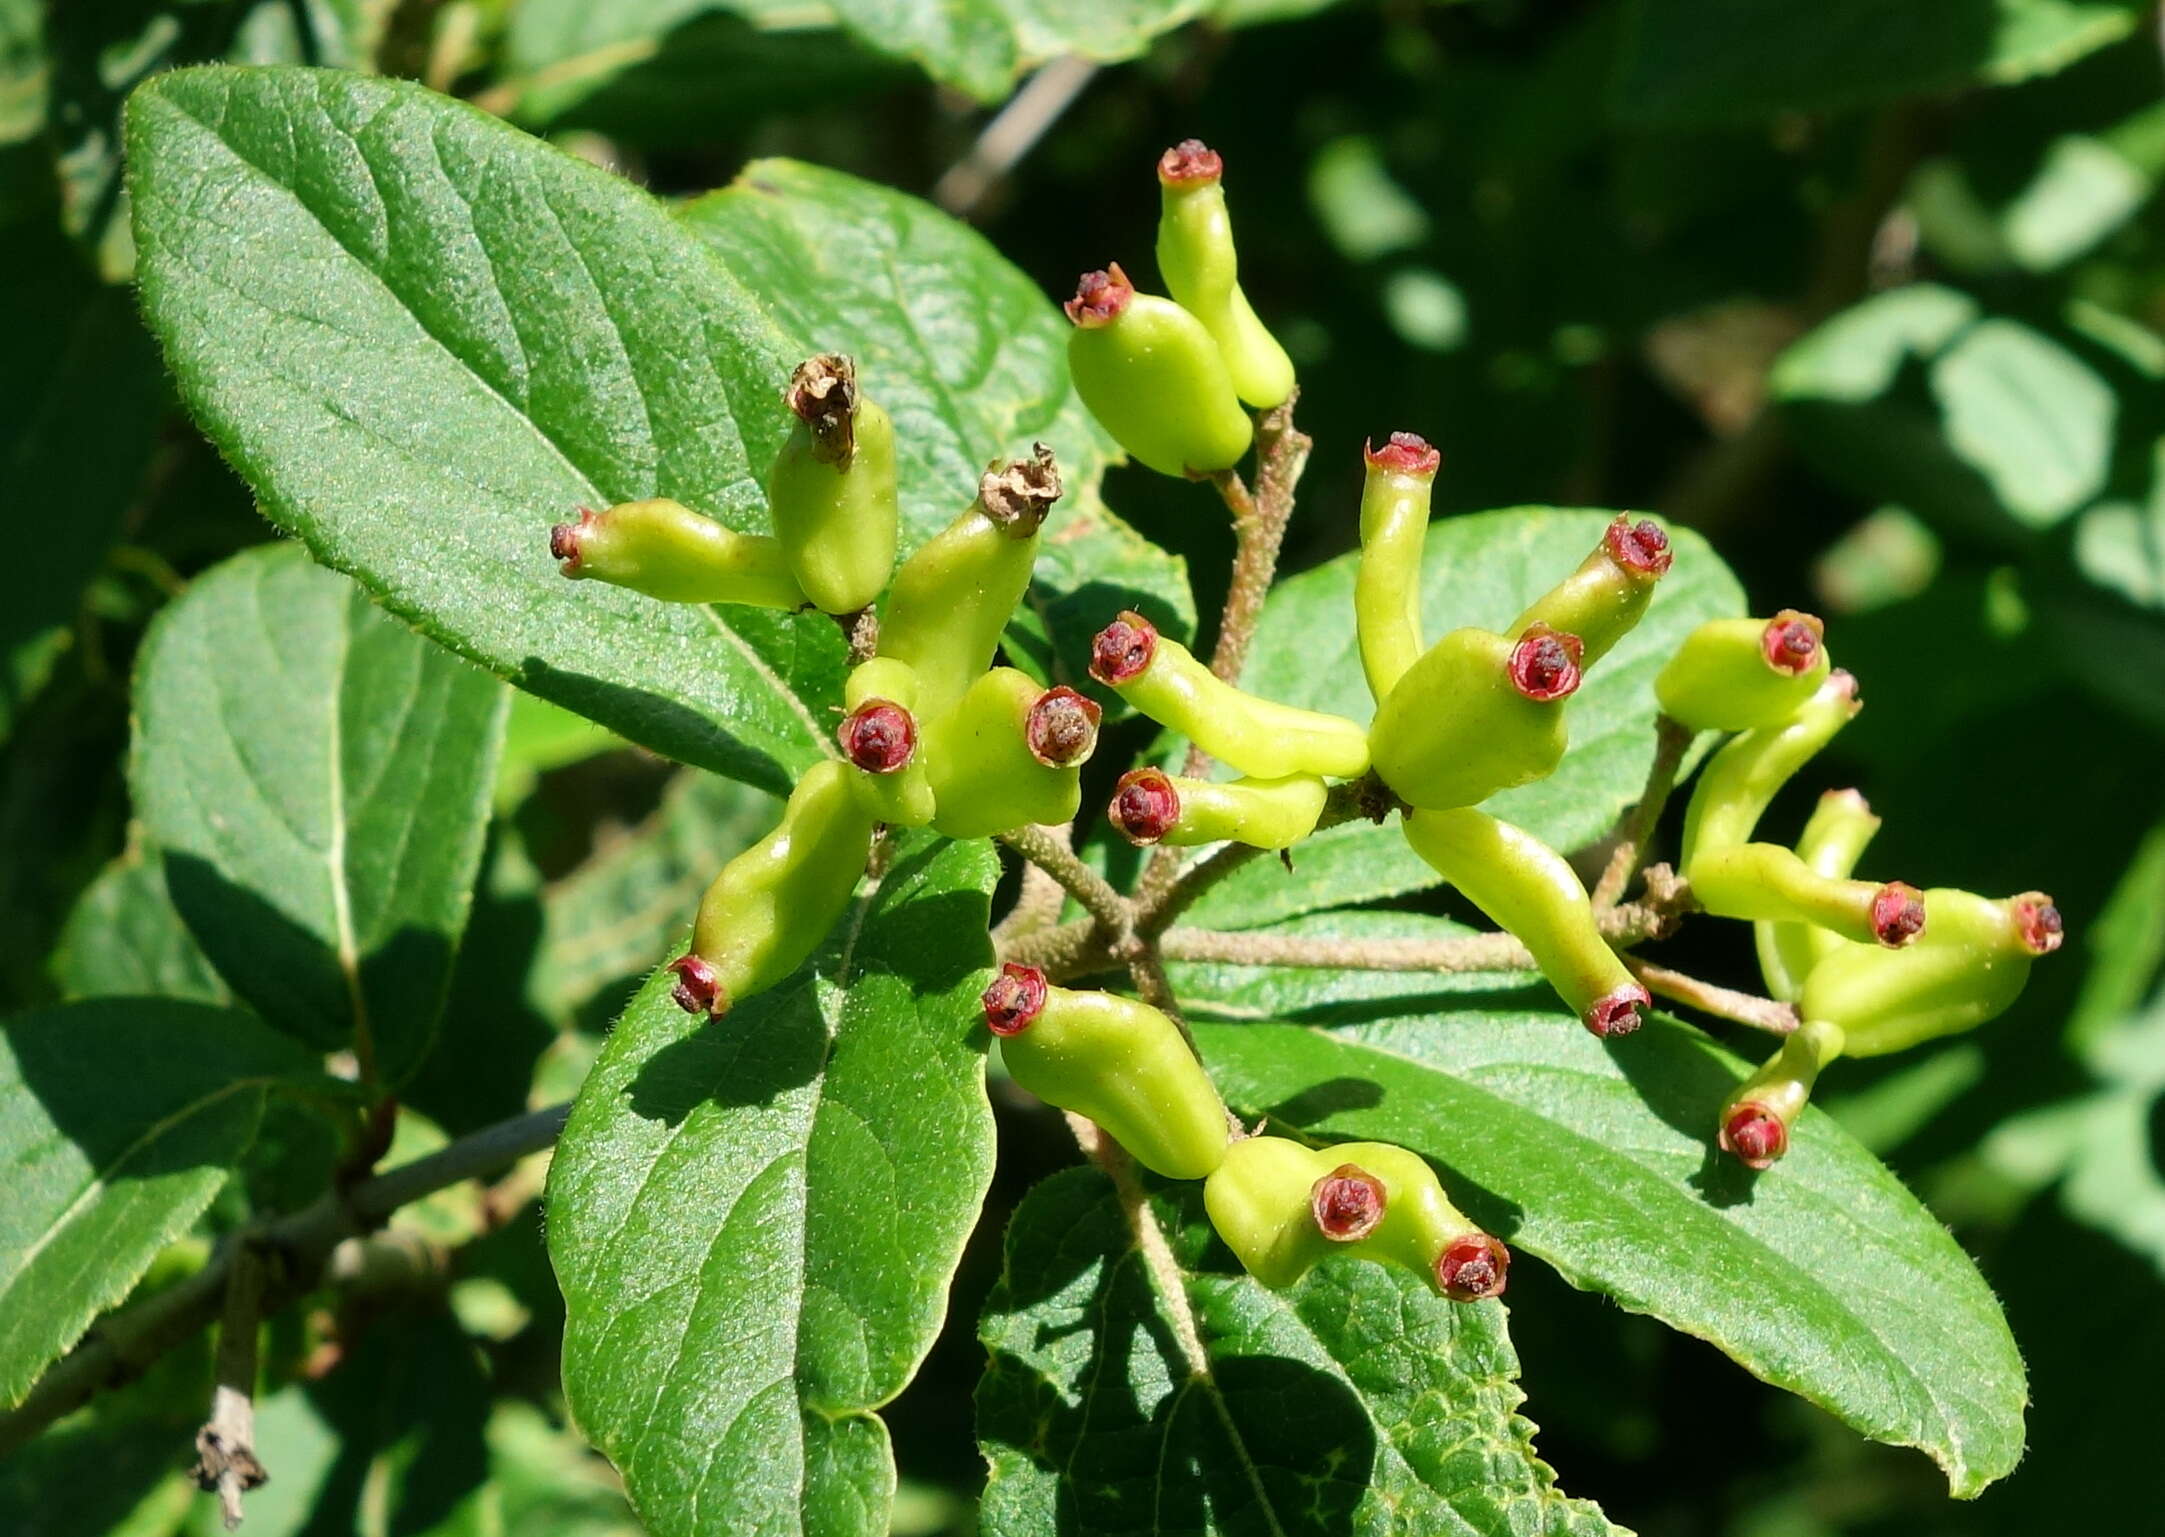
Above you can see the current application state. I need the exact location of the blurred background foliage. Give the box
[4,0,2163,1532]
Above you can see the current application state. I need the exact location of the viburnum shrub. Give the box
[3,66,2059,1537]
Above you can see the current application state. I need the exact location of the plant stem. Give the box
[0,1103,569,1455]
[995,825,1132,943]
[1593,715,1699,911]
[1137,777,1382,938]
[989,824,1075,948]
[192,1241,267,1530]
[1626,957,1800,1036]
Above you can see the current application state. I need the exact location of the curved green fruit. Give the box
[1754,789,1881,1002]
[1107,768,1327,850]
[1155,140,1295,410]
[1367,626,1574,810]
[1508,515,1673,669]
[766,354,899,614]
[982,965,1229,1180]
[1065,264,1253,477]
[551,498,806,608]
[1355,434,1439,704]
[1718,1019,1846,1169]
[922,668,1083,839]
[1656,610,1830,733]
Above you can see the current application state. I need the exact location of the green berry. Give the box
[1367,625,1579,810]
[1754,789,1881,1002]
[1107,767,1327,850]
[1155,141,1295,410]
[1089,610,1369,780]
[666,760,875,1016]
[1507,516,1673,669]
[551,498,806,609]
[1655,611,1830,732]
[921,668,1084,839]
[881,447,1062,721]
[1355,434,1440,705]
[1065,264,1253,478]
[1203,1136,1506,1298]
[982,965,1229,1180]
[1719,1019,1845,1170]
[766,354,900,615]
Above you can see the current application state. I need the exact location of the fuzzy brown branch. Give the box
[1627,957,1800,1036]
[989,824,1077,949]
[995,825,1133,943]
[1593,715,1699,911]
[0,1103,569,1456]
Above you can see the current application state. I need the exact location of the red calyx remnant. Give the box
[1605,516,1673,578]
[839,700,916,774]
[1720,1104,1787,1170]
[667,954,725,1017]
[1027,687,1103,767]
[785,353,859,465]
[1310,1164,1388,1242]
[1871,882,1927,947]
[1509,625,1585,702]
[1436,1234,1511,1301]
[1584,983,1651,1039]
[2012,892,2065,956]
[981,962,1049,1037]
[1064,264,1135,328]
[1158,138,1225,185]
[1364,432,1442,477]
[1090,610,1160,686]
[1761,609,1826,676]
[1109,769,1182,845]
[550,507,597,574]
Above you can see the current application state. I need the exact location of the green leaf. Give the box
[126,65,845,791]
[52,847,230,1006]
[977,1167,1621,1536]
[535,769,779,1029]
[0,999,306,1408]
[548,833,999,1537]
[1773,284,2117,539]
[1613,0,2145,126]
[679,159,1193,670]
[1188,1004,2028,1497]
[1197,508,1742,926]
[131,543,508,1078]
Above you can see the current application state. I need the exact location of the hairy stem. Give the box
[989,823,1077,948]
[1627,958,1801,1036]
[1593,715,1699,911]
[0,1103,570,1454]
[995,825,1132,942]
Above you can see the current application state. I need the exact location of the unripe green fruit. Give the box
[550,498,806,609]
[1800,889,2062,1057]
[1655,611,1830,733]
[1355,434,1439,704]
[982,965,1229,1180]
[1755,789,1880,1003]
[1692,844,1925,949]
[1402,807,1650,1037]
[838,657,934,829]
[666,760,875,1017]
[1507,515,1673,669]
[1367,626,1578,811]
[1155,141,1295,410]
[922,668,1083,839]
[1718,1019,1845,1170]
[1090,611,1369,780]
[1065,264,1253,477]
[880,447,1062,721]
[1108,767,1327,850]
[766,354,899,614]
[1681,671,1861,860]
[1203,1136,1506,1299]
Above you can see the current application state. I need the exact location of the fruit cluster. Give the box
[547,141,2061,1306]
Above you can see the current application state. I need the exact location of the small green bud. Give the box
[1655,610,1830,732]
[922,668,1083,839]
[1719,1019,1845,1169]
[766,354,900,614]
[667,760,875,1016]
[1155,140,1296,410]
[1355,434,1440,704]
[983,965,1229,1180]
[1202,1136,1506,1298]
[1402,807,1650,1037]
[1508,515,1673,669]
[1367,625,1581,810]
[1089,611,1369,780]
[1065,264,1254,477]
[551,499,807,609]
[1107,767,1328,850]
[1800,890,2063,1057]
[1755,789,1881,1002]
[881,446,1063,721]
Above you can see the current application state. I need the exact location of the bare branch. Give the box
[1593,715,1699,911]
[1627,958,1800,1036]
